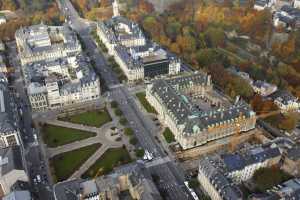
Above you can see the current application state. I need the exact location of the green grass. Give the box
[61,109,112,127]
[163,128,175,143]
[124,128,134,136]
[82,147,132,178]
[51,143,101,182]
[42,125,96,148]
[136,92,157,114]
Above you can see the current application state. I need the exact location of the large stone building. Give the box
[146,72,256,149]
[15,24,101,112]
[97,16,181,81]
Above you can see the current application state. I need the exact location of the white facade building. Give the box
[15,24,82,65]
[16,24,101,112]
[97,16,181,81]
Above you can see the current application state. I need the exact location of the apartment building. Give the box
[198,140,284,200]
[15,24,101,112]
[97,16,181,81]
[0,75,21,148]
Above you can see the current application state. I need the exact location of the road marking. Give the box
[109,84,123,89]
[145,156,171,168]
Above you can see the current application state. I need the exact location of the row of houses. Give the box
[0,73,30,199]
[53,163,162,200]
[96,1,181,82]
[253,0,300,29]
[229,68,300,112]
[198,137,300,200]
[15,24,101,112]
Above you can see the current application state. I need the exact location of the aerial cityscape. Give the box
[0,0,299,199]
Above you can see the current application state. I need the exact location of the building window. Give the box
[6,135,18,146]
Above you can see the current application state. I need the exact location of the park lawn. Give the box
[61,109,112,127]
[51,143,101,182]
[136,92,157,114]
[82,147,132,178]
[42,125,96,148]
[163,128,175,143]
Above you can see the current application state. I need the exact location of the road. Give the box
[57,0,194,199]
[6,41,54,200]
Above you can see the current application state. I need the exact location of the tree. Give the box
[165,21,182,41]
[278,113,298,131]
[204,27,225,47]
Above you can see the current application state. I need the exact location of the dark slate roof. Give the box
[286,146,300,161]
[199,158,242,200]
[99,16,145,44]
[222,154,246,171]
[271,90,298,104]
[53,179,84,200]
[0,80,18,135]
[149,73,255,135]
[0,146,24,176]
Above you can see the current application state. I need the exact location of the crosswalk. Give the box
[145,156,172,168]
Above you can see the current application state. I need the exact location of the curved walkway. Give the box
[43,118,123,180]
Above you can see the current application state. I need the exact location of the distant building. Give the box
[146,72,256,149]
[0,15,6,25]
[113,44,180,81]
[283,146,300,176]
[198,139,285,200]
[97,16,181,81]
[15,24,82,65]
[0,146,28,197]
[112,0,120,17]
[2,190,31,200]
[251,80,277,96]
[0,54,7,74]
[271,90,300,112]
[97,16,146,55]
[249,178,300,199]
[254,0,273,10]
[273,5,300,29]
[0,41,5,51]
[15,24,101,112]
[0,75,21,148]
[198,158,243,200]
[295,0,300,8]
[222,145,281,183]
[53,163,162,200]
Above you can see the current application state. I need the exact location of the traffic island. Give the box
[42,124,96,148]
[50,143,102,182]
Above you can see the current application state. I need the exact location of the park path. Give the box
[68,142,121,179]
[46,119,122,158]
[40,103,127,180]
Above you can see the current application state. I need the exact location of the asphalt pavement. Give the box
[6,41,54,200]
